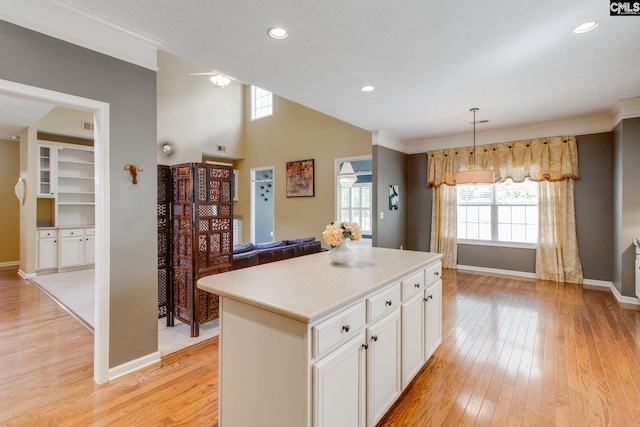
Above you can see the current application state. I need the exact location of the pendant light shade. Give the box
[339,161,358,187]
[455,108,494,185]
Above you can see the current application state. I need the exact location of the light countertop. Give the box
[197,246,442,324]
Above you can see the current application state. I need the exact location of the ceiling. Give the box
[0,95,55,140]
[2,0,640,149]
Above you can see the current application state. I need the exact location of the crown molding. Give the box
[372,130,409,154]
[0,0,162,70]
[612,96,640,126]
[406,112,617,154]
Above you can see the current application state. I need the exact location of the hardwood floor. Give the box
[2,267,640,426]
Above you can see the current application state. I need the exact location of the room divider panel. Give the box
[170,163,234,337]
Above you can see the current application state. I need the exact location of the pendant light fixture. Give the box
[339,161,358,187]
[454,108,494,185]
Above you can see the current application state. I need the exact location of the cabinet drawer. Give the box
[367,283,401,322]
[38,229,57,238]
[60,229,83,238]
[425,262,442,286]
[313,302,366,359]
[401,269,425,301]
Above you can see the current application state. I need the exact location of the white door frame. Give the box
[250,166,274,244]
[0,79,111,385]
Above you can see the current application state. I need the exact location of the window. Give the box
[340,185,372,236]
[457,179,538,245]
[251,85,273,120]
[336,158,372,238]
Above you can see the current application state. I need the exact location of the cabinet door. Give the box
[37,237,58,270]
[60,236,85,268]
[367,309,401,427]
[37,144,57,197]
[84,235,95,265]
[401,292,425,388]
[424,280,442,360]
[313,333,366,427]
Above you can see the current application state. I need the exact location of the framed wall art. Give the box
[286,159,315,197]
[389,184,399,210]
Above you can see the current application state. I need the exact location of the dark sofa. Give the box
[232,237,324,269]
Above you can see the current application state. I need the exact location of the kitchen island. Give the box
[198,246,443,427]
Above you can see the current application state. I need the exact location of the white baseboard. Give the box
[0,261,19,268]
[457,265,640,307]
[108,351,161,381]
[456,264,536,279]
[18,269,37,279]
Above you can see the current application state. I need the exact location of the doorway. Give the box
[0,78,110,384]
[335,156,373,245]
[251,167,274,244]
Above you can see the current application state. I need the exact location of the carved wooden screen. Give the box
[171,163,233,337]
[157,165,173,324]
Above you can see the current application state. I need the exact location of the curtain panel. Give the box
[427,136,579,187]
[426,135,583,284]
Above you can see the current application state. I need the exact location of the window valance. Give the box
[427,136,579,188]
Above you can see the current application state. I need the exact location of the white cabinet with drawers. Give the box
[36,227,95,272]
[198,248,443,427]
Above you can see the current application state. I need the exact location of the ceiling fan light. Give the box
[210,74,231,87]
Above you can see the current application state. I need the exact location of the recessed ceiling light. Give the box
[360,85,375,92]
[268,27,288,40]
[573,21,599,34]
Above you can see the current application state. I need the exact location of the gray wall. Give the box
[0,21,158,367]
[612,118,640,296]
[574,132,613,281]
[405,131,616,283]
[373,145,407,249]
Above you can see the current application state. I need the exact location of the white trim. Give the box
[372,130,408,153]
[606,281,640,306]
[456,264,536,279]
[108,351,161,381]
[458,239,537,250]
[18,269,37,279]
[0,0,161,70]
[458,265,640,307]
[407,112,616,154]
[0,78,111,385]
[612,96,640,126]
[0,261,19,268]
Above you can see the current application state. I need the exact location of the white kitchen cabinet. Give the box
[37,227,95,272]
[424,279,443,360]
[366,309,402,427]
[84,228,96,265]
[197,248,443,427]
[313,333,366,427]
[401,292,425,388]
[59,228,85,268]
[37,229,58,270]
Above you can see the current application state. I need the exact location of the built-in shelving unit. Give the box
[36,140,95,272]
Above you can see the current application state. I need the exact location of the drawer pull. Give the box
[434,271,440,276]
[385,300,393,306]
[362,343,369,350]
[414,283,420,288]
[371,335,378,342]
[342,324,350,333]
[424,295,433,301]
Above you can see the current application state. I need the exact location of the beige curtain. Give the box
[430,184,457,268]
[427,136,583,283]
[427,136,579,187]
[536,180,583,283]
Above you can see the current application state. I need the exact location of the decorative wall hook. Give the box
[124,164,144,184]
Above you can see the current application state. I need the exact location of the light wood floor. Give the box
[2,268,640,426]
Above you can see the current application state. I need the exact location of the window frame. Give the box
[457,179,538,249]
[250,85,273,121]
